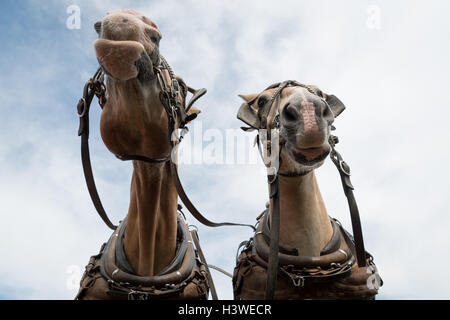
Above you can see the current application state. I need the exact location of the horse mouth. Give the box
[287,144,331,165]
[94,39,154,81]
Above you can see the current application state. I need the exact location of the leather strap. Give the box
[99,219,197,288]
[260,210,341,256]
[261,83,283,300]
[80,126,118,230]
[329,144,367,267]
[115,154,170,163]
[265,176,280,300]
[186,87,207,112]
[190,229,218,300]
[170,161,256,231]
[78,70,117,230]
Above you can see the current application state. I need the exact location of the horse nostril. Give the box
[322,103,334,123]
[283,103,300,122]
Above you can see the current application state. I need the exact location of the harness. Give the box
[76,210,211,300]
[236,80,381,299]
[102,214,205,299]
[76,55,255,299]
[233,211,381,300]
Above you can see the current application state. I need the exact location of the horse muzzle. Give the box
[94,39,155,81]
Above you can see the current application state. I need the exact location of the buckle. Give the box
[128,290,149,300]
[330,262,341,269]
[267,173,277,184]
[171,79,180,98]
[77,98,87,117]
[339,160,351,176]
[273,115,280,129]
[179,127,189,141]
[291,275,305,287]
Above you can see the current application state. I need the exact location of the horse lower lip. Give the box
[295,147,329,161]
[94,39,145,80]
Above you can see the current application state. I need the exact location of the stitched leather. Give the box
[254,211,351,269]
[114,215,188,277]
[233,211,382,300]
[260,210,341,256]
[100,216,196,288]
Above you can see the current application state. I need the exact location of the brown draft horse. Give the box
[233,82,382,299]
[76,9,208,300]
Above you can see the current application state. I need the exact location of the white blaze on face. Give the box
[300,101,319,134]
[298,88,319,135]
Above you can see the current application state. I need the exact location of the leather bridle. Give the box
[76,55,257,232]
[238,80,367,299]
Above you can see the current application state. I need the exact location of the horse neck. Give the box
[273,171,333,256]
[113,75,178,277]
[123,160,178,276]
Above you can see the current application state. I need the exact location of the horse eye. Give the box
[94,21,102,34]
[257,97,267,108]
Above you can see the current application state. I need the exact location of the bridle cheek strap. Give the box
[77,69,117,230]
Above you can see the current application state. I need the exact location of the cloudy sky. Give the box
[0,0,449,299]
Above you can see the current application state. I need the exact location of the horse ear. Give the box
[307,85,345,118]
[237,93,260,129]
[238,94,258,103]
[325,94,345,118]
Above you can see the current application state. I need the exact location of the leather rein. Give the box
[241,80,367,299]
[76,57,256,232]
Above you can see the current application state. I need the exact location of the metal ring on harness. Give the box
[77,98,87,118]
